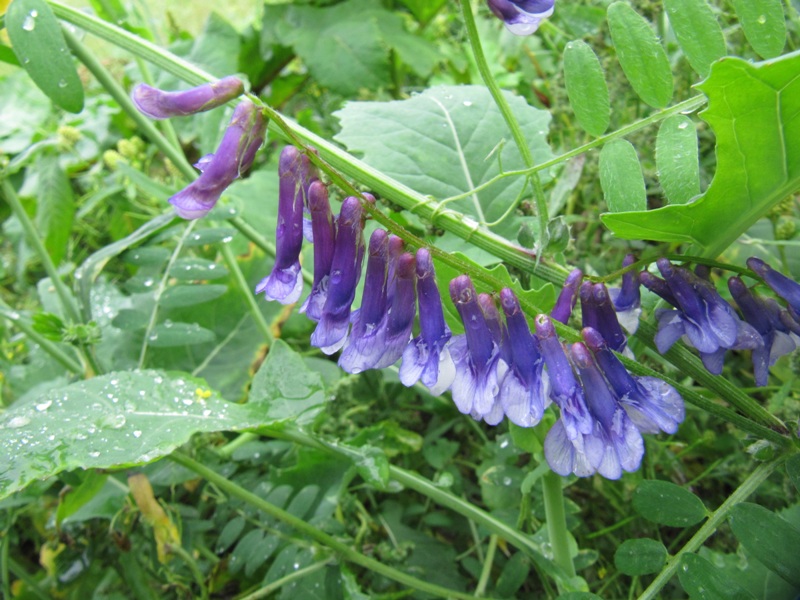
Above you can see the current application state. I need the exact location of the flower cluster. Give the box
[487,0,555,36]
[131,78,266,220]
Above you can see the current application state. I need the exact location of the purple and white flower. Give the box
[609,254,641,334]
[487,0,555,36]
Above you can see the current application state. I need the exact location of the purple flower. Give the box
[551,268,583,324]
[169,100,265,219]
[747,257,800,321]
[339,230,390,374]
[580,282,628,354]
[487,0,555,36]
[131,76,244,120]
[255,147,312,304]
[498,289,549,427]
[399,249,455,395]
[728,276,799,387]
[609,254,641,334]
[310,197,366,354]
[545,341,644,480]
[373,253,418,369]
[448,276,509,423]
[299,181,336,321]
[582,327,684,435]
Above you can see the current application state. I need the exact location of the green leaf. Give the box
[664,0,726,78]
[656,115,701,205]
[0,72,52,154]
[614,538,667,576]
[6,0,84,113]
[606,2,673,108]
[248,339,327,425]
[632,480,707,527]
[397,0,447,23]
[599,140,647,212]
[495,552,531,597]
[728,502,800,587]
[787,453,800,493]
[124,246,171,267]
[563,40,610,136]
[184,227,237,247]
[730,0,786,59]
[601,52,800,258]
[0,370,273,500]
[23,155,75,266]
[187,12,241,78]
[160,284,228,309]
[678,553,758,600]
[169,258,229,280]
[147,321,216,347]
[55,470,108,526]
[334,85,555,257]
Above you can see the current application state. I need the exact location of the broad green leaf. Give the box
[664,0,726,78]
[160,284,228,309]
[678,553,758,599]
[602,52,800,258]
[6,0,84,113]
[0,370,274,500]
[728,502,800,587]
[632,480,707,527]
[730,0,786,59]
[169,258,229,280]
[496,552,530,598]
[187,12,241,78]
[0,72,52,154]
[607,2,673,108]
[335,85,555,256]
[147,321,216,347]
[563,40,610,136]
[656,115,701,205]
[599,140,647,213]
[55,470,108,526]
[614,538,667,576]
[787,453,800,492]
[23,155,75,266]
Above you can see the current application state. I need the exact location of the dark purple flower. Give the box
[310,197,366,354]
[373,253,418,369]
[582,328,684,435]
[399,248,455,395]
[299,181,336,321]
[339,230,390,374]
[385,235,406,306]
[728,276,799,387]
[498,289,549,427]
[580,282,628,354]
[747,257,800,320]
[169,100,265,219]
[255,146,311,304]
[545,341,644,480]
[551,268,583,324]
[609,254,641,334]
[487,0,555,35]
[132,76,244,119]
[448,276,509,423]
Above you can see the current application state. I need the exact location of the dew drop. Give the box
[22,11,37,31]
[58,79,67,88]
[7,416,31,429]
[757,14,767,24]
[89,451,101,458]
[677,121,689,130]
[35,400,52,412]
[462,100,473,107]
[133,430,143,438]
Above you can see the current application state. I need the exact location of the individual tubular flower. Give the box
[255,147,311,304]
[448,276,509,423]
[385,235,406,306]
[399,249,455,395]
[338,230,390,374]
[310,197,366,354]
[728,276,799,387]
[498,289,549,427]
[299,181,336,321]
[582,327,684,435]
[131,76,244,119]
[609,255,641,334]
[580,282,628,355]
[373,253,418,369]
[535,314,592,441]
[487,0,555,36]
[545,341,645,480]
[550,268,583,324]
[747,257,800,320]
[169,100,265,219]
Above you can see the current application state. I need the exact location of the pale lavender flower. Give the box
[132,76,244,119]
[551,268,583,324]
[487,0,555,35]
[299,181,336,321]
[498,289,549,427]
[609,255,641,334]
[255,146,311,304]
[310,197,366,354]
[169,100,265,219]
[448,276,509,422]
[399,249,455,395]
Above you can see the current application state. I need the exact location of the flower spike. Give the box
[132,76,244,120]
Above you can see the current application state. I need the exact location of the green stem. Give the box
[0,300,83,375]
[169,452,494,600]
[542,471,576,589]
[236,559,333,600]
[7,559,51,600]
[459,0,549,242]
[476,534,498,597]
[0,179,81,324]
[637,455,788,600]
[167,543,209,600]
[219,243,273,343]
